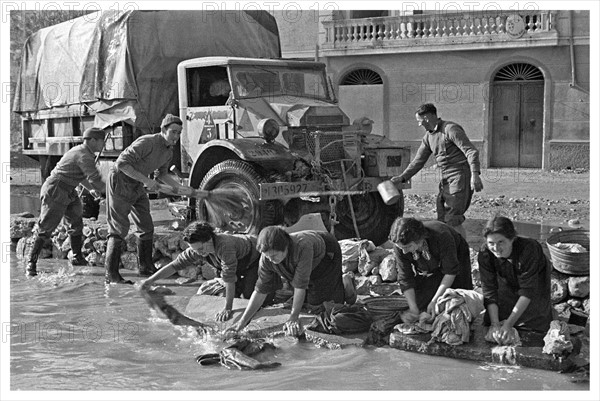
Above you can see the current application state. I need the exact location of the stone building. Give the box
[273,9,590,170]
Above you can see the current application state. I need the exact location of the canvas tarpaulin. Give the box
[13,10,281,132]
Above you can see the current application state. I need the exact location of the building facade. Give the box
[273,9,590,170]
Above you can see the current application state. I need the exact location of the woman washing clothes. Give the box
[478,216,553,345]
[389,217,473,323]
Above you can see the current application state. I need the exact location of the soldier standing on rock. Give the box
[391,103,483,239]
[26,127,107,277]
[104,114,184,284]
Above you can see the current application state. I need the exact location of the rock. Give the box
[85,252,101,266]
[170,250,182,261]
[60,235,71,252]
[10,217,36,239]
[358,247,391,276]
[553,302,571,319]
[52,244,68,259]
[354,276,370,295]
[125,233,138,252]
[368,274,383,286]
[154,257,172,270]
[95,227,109,240]
[82,226,93,237]
[583,298,590,314]
[567,298,582,308]
[379,254,398,282]
[568,276,590,298]
[550,276,569,303]
[567,219,580,227]
[15,236,31,260]
[83,236,97,252]
[93,240,106,254]
[121,251,139,270]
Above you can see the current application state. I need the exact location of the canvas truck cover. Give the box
[13,10,281,132]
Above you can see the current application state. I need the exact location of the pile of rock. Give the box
[340,239,400,295]
[11,216,217,281]
[551,270,590,326]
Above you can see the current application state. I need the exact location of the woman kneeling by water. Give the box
[140,221,262,321]
[478,216,553,345]
[389,217,473,323]
[228,226,357,336]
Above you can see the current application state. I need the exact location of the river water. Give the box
[4,193,595,397]
[6,255,592,395]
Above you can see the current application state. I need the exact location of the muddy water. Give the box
[7,255,590,392]
[6,194,592,393]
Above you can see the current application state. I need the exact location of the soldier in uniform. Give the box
[391,103,483,239]
[104,114,183,284]
[26,127,107,276]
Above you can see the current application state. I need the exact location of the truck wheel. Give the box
[334,193,404,245]
[196,160,281,234]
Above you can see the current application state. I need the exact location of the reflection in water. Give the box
[8,255,589,392]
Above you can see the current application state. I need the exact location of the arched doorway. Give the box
[338,68,384,136]
[490,63,544,168]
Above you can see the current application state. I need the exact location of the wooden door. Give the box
[491,83,520,167]
[491,82,543,167]
[519,83,544,167]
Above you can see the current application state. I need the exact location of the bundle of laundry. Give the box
[306,301,373,335]
[484,324,522,346]
[429,288,485,346]
[196,339,280,370]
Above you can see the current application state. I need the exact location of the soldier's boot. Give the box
[104,236,133,285]
[137,238,157,277]
[67,235,88,266]
[26,234,46,277]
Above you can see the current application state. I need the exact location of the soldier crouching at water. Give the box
[26,127,107,277]
[104,114,183,284]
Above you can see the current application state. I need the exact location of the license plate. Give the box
[259,181,322,200]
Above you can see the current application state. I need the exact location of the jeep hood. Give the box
[236,96,350,128]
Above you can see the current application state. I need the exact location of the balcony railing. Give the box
[321,11,557,52]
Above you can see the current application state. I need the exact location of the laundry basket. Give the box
[546,229,589,276]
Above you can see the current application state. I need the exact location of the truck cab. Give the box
[178,57,410,244]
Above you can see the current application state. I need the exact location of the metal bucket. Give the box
[377,180,401,205]
[546,229,589,276]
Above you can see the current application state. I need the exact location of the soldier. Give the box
[104,114,184,284]
[26,127,107,277]
[391,103,483,239]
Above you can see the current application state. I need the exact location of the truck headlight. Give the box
[257,118,279,143]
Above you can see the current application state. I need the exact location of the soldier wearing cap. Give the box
[25,127,107,277]
[104,114,184,284]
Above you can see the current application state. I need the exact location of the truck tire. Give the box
[196,160,281,234]
[334,193,404,245]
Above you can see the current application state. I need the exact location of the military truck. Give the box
[13,10,410,245]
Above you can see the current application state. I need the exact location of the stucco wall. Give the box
[273,10,590,170]
[547,143,590,170]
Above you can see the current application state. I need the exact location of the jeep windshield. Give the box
[230,65,332,102]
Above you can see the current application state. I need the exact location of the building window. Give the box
[494,63,543,81]
[340,69,383,85]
